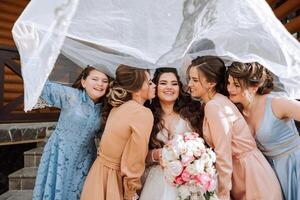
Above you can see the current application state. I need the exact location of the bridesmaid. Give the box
[80,64,156,200]
[187,56,282,200]
[33,66,111,200]
[227,62,300,200]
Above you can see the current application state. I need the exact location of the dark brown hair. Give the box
[227,62,274,95]
[107,64,149,107]
[147,67,203,149]
[72,66,96,89]
[186,56,227,139]
[72,65,113,136]
[187,56,228,96]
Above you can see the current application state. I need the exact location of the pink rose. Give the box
[195,173,213,191]
[184,134,197,142]
[174,175,185,185]
[207,179,217,192]
[181,169,192,182]
[181,152,195,166]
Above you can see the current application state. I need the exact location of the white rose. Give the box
[193,159,205,173]
[191,193,204,200]
[164,167,175,185]
[207,148,217,163]
[205,159,213,168]
[181,150,194,165]
[173,136,187,155]
[186,163,197,175]
[186,140,198,153]
[165,160,183,177]
[188,185,199,193]
[162,147,177,162]
[205,166,216,175]
[200,152,210,163]
[178,186,191,200]
[195,138,206,146]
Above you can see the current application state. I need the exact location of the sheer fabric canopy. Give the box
[12,0,300,111]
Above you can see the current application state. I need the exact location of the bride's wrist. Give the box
[150,149,157,162]
[151,149,162,163]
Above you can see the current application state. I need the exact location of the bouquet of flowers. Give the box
[161,131,218,200]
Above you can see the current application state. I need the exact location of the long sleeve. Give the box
[121,108,154,200]
[204,101,232,200]
[40,80,78,109]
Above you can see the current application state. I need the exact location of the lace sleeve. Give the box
[32,97,52,109]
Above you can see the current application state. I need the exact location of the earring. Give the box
[242,91,254,117]
[245,91,254,107]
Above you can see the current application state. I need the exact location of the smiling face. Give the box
[81,69,109,102]
[227,75,257,106]
[188,66,211,99]
[227,75,243,103]
[157,72,180,104]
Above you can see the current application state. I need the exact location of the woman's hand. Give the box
[151,148,164,167]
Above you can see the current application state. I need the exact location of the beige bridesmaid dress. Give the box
[80,100,154,200]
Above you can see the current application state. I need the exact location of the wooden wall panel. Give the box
[0,0,299,122]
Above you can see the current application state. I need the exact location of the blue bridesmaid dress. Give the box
[32,81,101,200]
[256,95,300,200]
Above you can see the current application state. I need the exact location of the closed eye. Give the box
[192,78,199,82]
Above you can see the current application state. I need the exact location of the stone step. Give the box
[8,167,37,190]
[0,190,33,200]
[24,147,43,167]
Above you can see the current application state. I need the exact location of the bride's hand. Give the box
[152,148,164,168]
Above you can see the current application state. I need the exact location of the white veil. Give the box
[12,0,300,111]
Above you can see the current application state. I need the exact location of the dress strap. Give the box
[265,95,273,115]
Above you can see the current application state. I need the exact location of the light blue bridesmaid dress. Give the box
[256,95,300,200]
[32,81,101,200]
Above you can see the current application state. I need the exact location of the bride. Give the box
[140,67,203,200]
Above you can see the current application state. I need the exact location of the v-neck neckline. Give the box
[250,95,269,137]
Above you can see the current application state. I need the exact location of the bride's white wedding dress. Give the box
[140,118,192,200]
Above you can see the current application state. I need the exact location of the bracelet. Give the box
[158,150,163,166]
[158,150,162,159]
[151,149,157,163]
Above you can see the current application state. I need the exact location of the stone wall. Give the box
[0,122,56,145]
